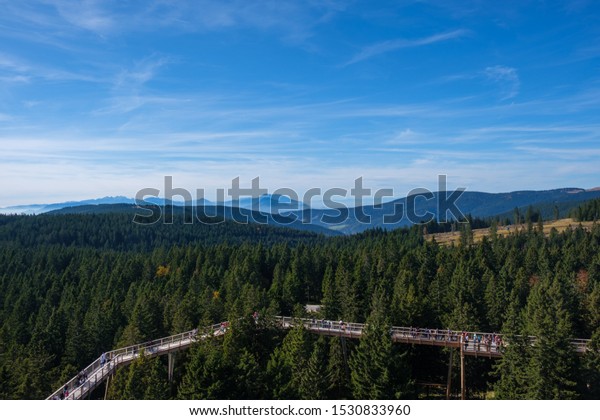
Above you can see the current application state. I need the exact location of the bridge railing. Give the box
[571,338,590,353]
[275,316,365,337]
[47,322,224,400]
[105,322,222,362]
[274,316,590,355]
[374,324,494,352]
[49,316,593,400]
[47,352,122,400]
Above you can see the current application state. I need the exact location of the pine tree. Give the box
[326,336,350,399]
[335,263,359,322]
[349,288,411,399]
[142,357,170,399]
[119,291,163,345]
[265,324,310,399]
[526,205,534,234]
[107,352,169,399]
[586,282,600,334]
[523,275,578,399]
[0,364,11,399]
[444,260,480,331]
[581,329,600,398]
[484,270,506,331]
[321,264,340,320]
[494,291,529,399]
[234,349,264,399]
[177,338,228,399]
[391,272,421,326]
[298,339,328,399]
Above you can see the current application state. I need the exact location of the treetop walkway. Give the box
[47,316,591,400]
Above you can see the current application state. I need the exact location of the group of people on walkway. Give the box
[308,319,347,330]
[53,368,89,400]
[218,321,230,333]
[407,327,453,340]
[308,319,506,353]
[51,385,70,400]
[462,332,503,352]
[399,327,504,352]
[76,370,88,387]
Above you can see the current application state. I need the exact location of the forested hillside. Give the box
[573,198,600,222]
[0,213,326,251]
[0,213,599,399]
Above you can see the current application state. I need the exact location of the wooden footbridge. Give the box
[47,322,226,400]
[47,316,591,401]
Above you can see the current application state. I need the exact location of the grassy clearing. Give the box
[425,218,596,246]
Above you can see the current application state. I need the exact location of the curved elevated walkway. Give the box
[47,316,591,400]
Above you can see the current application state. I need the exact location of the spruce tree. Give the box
[321,264,340,320]
[177,338,227,399]
[349,287,411,399]
[326,336,350,399]
[108,353,169,399]
[299,339,328,399]
[524,275,578,399]
[581,329,600,398]
[265,324,310,399]
[494,291,529,399]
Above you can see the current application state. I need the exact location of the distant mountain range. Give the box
[2,188,600,235]
[0,194,303,215]
[300,188,600,234]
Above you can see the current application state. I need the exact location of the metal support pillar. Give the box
[340,337,348,365]
[168,353,175,382]
[340,337,350,379]
[446,347,454,399]
[460,339,466,400]
[104,374,111,400]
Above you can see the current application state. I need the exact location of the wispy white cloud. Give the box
[427,66,521,102]
[344,29,469,66]
[44,0,115,33]
[0,1,598,209]
[484,65,520,100]
[114,56,171,88]
[0,52,104,83]
[515,146,600,160]
[384,128,426,145]
[1,1,345,47]
[150,0,347,44]
[2,117,599,207]
[0,75,31,84]
[0,54,30,72]
[92,95,188,116]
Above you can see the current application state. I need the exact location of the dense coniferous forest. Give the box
[1,212,600,399]
[573,198,600,222]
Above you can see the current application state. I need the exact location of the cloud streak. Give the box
[344,29,469,66]
[484,65,520,100]
[45,0,115,34]
[0,2,598,206]
[1,0,345,47]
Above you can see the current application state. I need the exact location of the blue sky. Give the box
[1,0,599,206]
